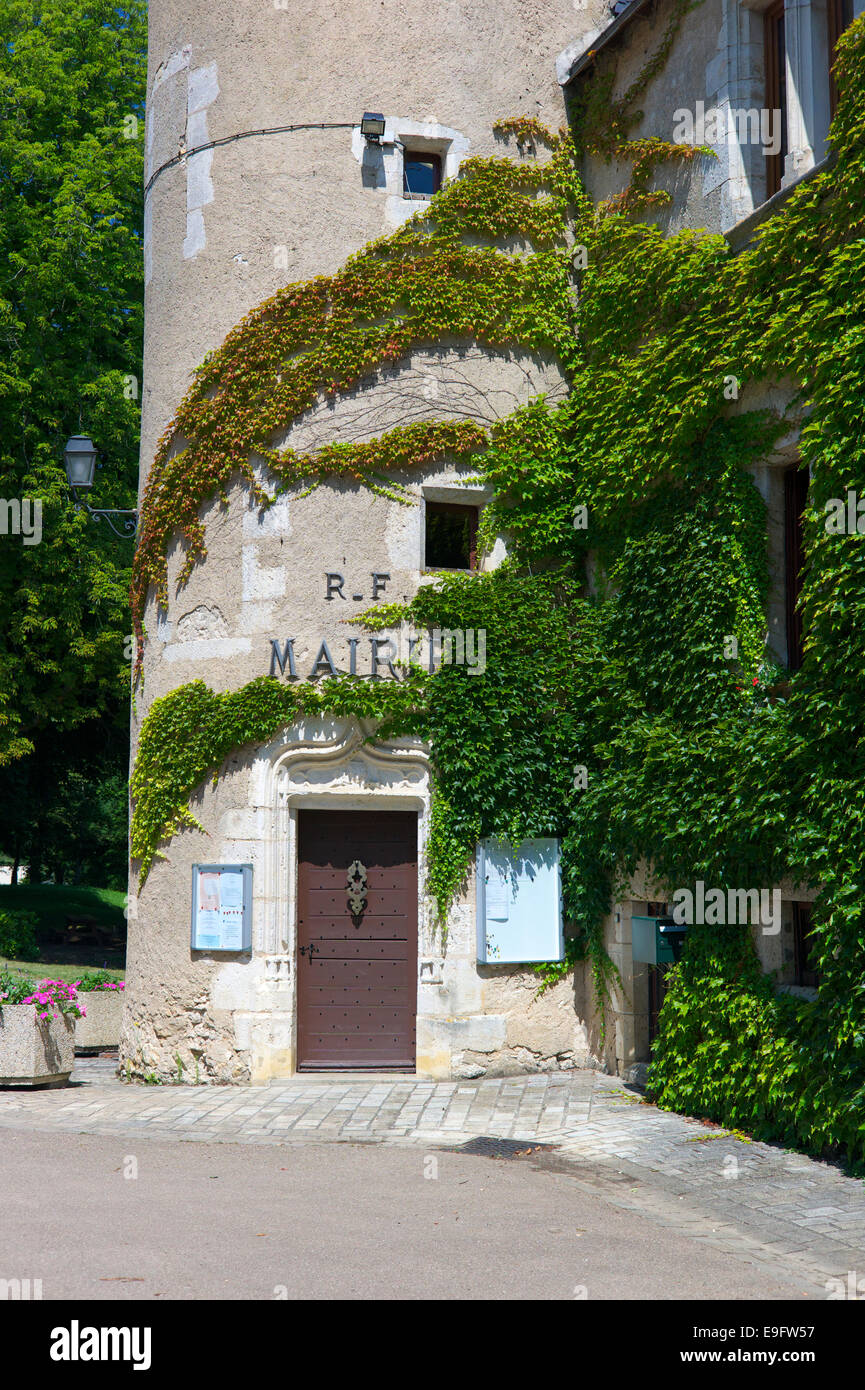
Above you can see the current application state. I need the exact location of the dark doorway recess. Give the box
[784,463,809,671]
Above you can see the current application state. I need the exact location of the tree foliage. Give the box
[0,0,145,768]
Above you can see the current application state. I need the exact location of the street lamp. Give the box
[63,434,138,539]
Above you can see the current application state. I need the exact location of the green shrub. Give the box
[0,910,40,961]
[74,969,124,992]
[648,926,864,1169]
[0,967,36,1004]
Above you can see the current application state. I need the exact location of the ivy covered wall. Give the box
[131,14,865,1153]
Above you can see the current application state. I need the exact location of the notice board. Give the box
[190,864,253,952]
[476,838,564,964]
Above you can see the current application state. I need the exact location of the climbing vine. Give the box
[130,8,865,1160]
[131,146,579,663]
[568,0,710,212]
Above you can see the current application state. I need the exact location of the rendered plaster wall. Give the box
[141,0,601,475]
[132,2,687,1084]
[129,3,609,1083]
[123,755,260,1084]
[416,865,593,1080]
[135,351,567,717]
[566,0,724,234]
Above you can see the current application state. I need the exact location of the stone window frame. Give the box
[419,483,488,576]
[353,116,469,229]
[719,0,865,230]
[747,433,807,671]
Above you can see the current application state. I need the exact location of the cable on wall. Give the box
[144,122,358,198]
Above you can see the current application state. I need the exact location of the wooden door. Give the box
[296,809,417,1070]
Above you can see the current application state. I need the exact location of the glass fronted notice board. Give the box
[190,864,253,952]
[476,838,564,963]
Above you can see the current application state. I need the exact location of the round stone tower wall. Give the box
[124,0,604,1083]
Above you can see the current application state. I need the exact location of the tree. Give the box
[0,722,129,888]
[0,0,145,769]
[0,1,145,880]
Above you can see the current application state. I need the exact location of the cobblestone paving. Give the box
[2,1059,863,1296]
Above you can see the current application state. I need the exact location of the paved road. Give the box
[0,1129,806,1300]
[2,1061,864,1299]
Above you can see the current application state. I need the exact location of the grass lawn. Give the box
[0,960,125,984]
[0,883,126,930]
[0,884,126,975]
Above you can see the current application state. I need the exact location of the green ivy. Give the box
[130,671,426,882]
[647,927,863,1168]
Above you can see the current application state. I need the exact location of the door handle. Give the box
[347,859,368,920]
[299,942,319,957]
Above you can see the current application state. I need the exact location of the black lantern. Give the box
[62,433,137,539]
[360,112,386,144]
[63,435,98,492]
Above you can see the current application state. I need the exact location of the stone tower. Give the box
[125,0,604,1082]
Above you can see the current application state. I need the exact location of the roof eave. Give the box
[556,0,655,88]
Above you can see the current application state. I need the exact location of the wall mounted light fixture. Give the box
[63,435,138,539]
[360,111,386,144]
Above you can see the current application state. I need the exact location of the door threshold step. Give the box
[261,1071,425,1085]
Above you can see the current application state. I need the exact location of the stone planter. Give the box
[0,1004,75,1087]
[75,990,123,1054]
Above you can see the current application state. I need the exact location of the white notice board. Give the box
[191,864,253,952]
[476,838,564,964]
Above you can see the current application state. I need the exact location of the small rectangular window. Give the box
[793,902,820,988]
[403,150,442,200]
[764,0,788,198]
[424,500,478,570]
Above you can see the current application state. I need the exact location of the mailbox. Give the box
[631,914,687,966]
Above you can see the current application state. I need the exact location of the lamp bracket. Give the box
[70,489,138,539]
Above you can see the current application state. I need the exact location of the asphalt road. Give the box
[0,1129,808,1300]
